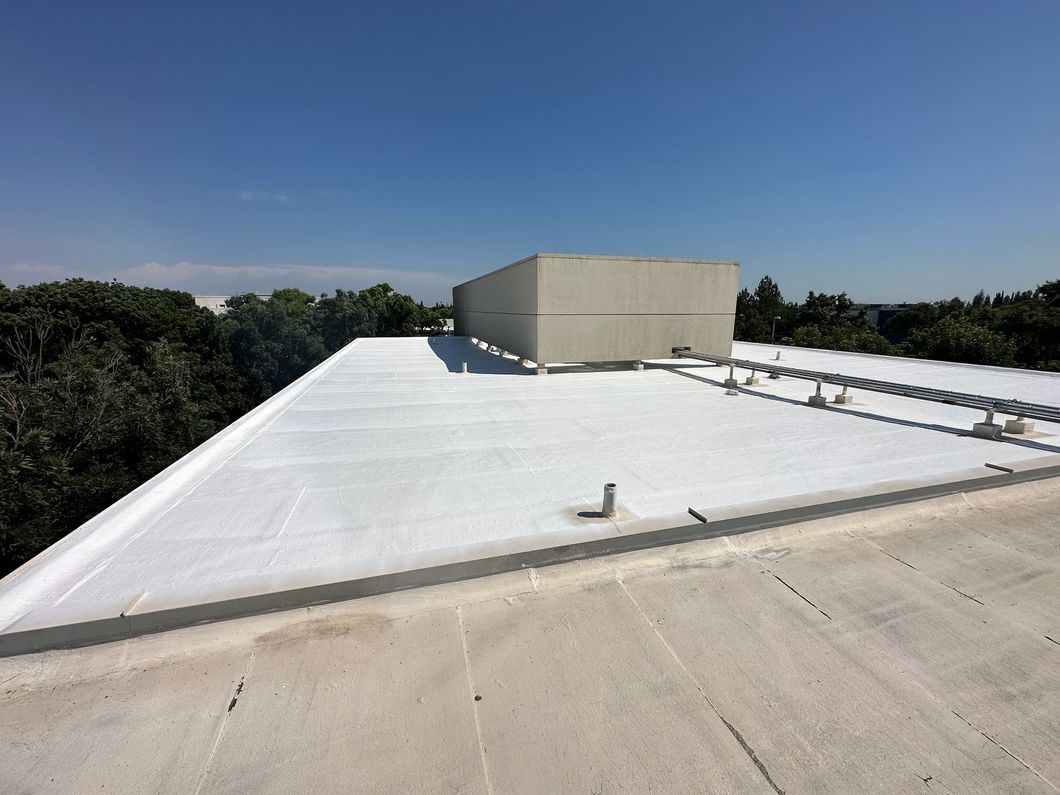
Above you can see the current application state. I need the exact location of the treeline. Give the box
[736,276,1060,370]
[0,279,448,575]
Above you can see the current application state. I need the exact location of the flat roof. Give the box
[3,477,1058,791]
[1,337,1059,653]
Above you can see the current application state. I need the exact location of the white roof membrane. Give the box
[1,336,1058,648]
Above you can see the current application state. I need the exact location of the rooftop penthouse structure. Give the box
[453,253,739,364]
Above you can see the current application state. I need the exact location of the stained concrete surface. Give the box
[1,649,246,793]
[459,582,771,793]
[197,609,486,794]
[2,477,1059,793]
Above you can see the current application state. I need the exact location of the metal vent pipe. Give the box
[602,483,617,517]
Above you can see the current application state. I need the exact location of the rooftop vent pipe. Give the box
[602,483,617,517]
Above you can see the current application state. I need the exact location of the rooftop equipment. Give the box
[673,348,1060,430]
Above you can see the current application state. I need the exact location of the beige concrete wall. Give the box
[453,253,739,363]
[536,254,737,361]
[537,255,737,316]
[537,313,736,364]
[453,256,540,360]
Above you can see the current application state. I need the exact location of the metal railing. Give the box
[671,348,1060,425]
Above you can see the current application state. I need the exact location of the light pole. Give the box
[771,315,781,343]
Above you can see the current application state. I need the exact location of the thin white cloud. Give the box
[237,189,293,203]
[0,262,79,284]
[130,261,449,286]
[0,260,459,303]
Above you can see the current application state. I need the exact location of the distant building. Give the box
[860,303,911,329]
[193,294,271,314]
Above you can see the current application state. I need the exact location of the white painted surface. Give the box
[1,337,1058,638]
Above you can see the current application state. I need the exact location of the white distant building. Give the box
[193,293,271,314]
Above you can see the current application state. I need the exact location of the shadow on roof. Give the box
[427,335,533,375]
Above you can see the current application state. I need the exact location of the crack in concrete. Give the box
[615,575,786,794]
[715,712,786,794]
[938,582,985,606]
[1045,635,1060,647]
[770,574,832,621]
[456,606,494,794]
[227,674,246,713]
[876,548,920,571]
[849,533,987,607]
[948,709,1056,790]
[195,652,255,795]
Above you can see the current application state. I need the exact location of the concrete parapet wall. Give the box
[453,255,539,358]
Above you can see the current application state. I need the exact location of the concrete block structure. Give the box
[453,253,739,363]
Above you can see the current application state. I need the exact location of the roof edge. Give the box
[4,457,1058,658]
[453,253,739,290]
[536,253,739,265]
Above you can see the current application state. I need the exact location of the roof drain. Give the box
[602,483,617,518]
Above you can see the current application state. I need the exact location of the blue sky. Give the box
[2,1,1058,304]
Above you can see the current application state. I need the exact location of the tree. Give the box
[790,324,896,355]
[790,292,896,354]
[0,281,260,574]
[882,302,939,341]
[752,275,784,309]
[309,283,445,351]
[223,294,328,395]
[988,297,1060,369]
[908,316,1017,367]
[1036,279,1060,308]
[733,276,794,343]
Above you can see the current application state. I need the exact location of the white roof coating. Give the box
[1,336,1059,645]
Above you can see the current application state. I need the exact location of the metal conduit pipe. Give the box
[672,348,1060,425]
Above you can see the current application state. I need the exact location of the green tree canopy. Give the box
[908,315,1018,367]
[0,279,448,576]
[734,275,795,343]
[791,292,895,354]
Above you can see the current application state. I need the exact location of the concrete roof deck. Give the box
[2,477,1058,792]
[1,336,1059,654]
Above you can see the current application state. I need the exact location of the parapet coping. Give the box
[453,253,739,289]
[2,455,1058,658]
